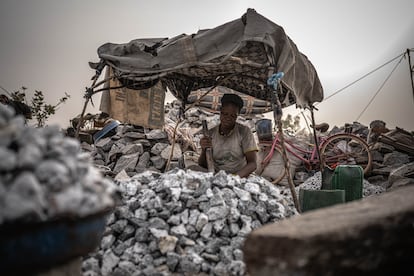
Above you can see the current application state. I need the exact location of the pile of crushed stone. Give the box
[82,169,296,276]
[0,104,116,224]
[82,168,385,276]
[82,169,383,276]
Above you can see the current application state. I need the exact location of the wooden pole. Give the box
[164,117,181,172]
[75,69,103,139]
[407,49,414,104]
[268,73,301,213]
[202,119,215,172]
[273,101,301,213]
[310,106,324,173]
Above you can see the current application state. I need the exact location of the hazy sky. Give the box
[1,0,413,130]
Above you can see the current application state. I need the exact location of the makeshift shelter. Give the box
[84,8,324,212]
[91,8,323,125]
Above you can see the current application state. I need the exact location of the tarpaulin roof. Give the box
[94,8,323,109]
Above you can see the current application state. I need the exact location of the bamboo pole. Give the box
[309,106,324,173]
[268,73,301,213]
[407,49,414,104]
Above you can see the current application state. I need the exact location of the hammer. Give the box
[202,119,215,172]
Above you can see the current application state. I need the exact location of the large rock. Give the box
[244,185,414,276]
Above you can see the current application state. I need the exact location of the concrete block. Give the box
[244,185,414,276]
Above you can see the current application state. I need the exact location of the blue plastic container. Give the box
[93,120,120,143]
[256,119,273,141]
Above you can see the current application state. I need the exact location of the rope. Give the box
[0,85,13,97]
[286,50,408,127]
[323,51,405,102]
[355,52,405,121]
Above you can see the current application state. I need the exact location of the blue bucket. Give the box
[0,209,112,274]
[255,119,273,141]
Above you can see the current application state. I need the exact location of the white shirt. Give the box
[208,122,258,174]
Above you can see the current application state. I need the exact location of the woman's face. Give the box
[220,103,239,129]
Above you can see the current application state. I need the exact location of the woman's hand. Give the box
[198,136,212,169]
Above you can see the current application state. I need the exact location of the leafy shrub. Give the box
[6,86,70,127]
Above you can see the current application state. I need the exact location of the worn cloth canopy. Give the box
[187,86,273,116]
[94,8,323,110]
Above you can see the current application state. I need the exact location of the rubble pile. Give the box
[0,104,116,224]
[81,101,263,179]
[76,104,413,201]
[76,102,413,189]
[81,168,388,275]
[321,121,414,190]
[82,169,294,276]
[84,124,179,178]
[75,106,413,275]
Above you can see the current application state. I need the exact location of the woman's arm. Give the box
[236,150,257,178]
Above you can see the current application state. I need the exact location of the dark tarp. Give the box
[94,8,323,110]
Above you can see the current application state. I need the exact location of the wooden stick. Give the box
[202,120,215,172]
[75,68,104,138]
[269,74,300,213]
[310,106,324,173]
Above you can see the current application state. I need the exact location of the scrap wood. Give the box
[378,133,414,156]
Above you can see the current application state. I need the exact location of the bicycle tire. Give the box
[320,133,372,175]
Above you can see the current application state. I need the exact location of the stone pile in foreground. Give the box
[81,167,387,276]
[82,169,296,276]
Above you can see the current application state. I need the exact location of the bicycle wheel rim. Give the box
[320,133,372,175]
